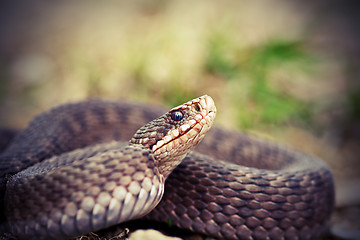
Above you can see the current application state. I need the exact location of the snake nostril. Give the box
[194,103,201,112]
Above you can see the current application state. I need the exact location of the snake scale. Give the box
[0,95,334,240]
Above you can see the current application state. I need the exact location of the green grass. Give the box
[0,1,353,136]
[203,36,316,129]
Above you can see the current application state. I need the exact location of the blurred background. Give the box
[0,0,359,238]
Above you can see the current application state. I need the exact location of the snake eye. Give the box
[171,111,183,121]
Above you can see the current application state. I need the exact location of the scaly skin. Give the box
[0,95,334,240]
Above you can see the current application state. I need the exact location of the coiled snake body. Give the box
[0,95,334,240]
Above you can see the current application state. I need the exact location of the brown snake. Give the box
[0,95,334,240]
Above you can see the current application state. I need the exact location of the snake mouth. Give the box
[152,109,216,153]
[152,95,216,153]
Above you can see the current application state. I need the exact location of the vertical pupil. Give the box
[171,111,183,121]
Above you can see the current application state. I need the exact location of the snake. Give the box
[0,95,334,240]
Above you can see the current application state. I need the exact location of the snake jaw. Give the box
[151,122,195,152]
[154,103,216,178]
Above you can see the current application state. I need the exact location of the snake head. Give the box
[130,95,216,178]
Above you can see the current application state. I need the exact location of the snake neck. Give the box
[156,152,189,179]
[130,143,190,179]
